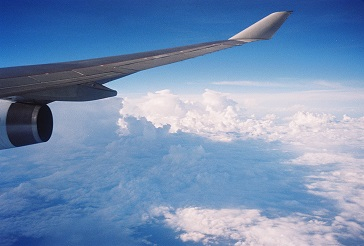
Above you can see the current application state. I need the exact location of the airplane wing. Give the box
[0,11,292,149]
[0,11,292,103]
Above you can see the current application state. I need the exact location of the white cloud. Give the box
[304,156,364,240]
[149,206,338,245]
[313,80,345,89]
[228,89,364,118]
[289,152,358,165]
[212,80,285,87]
[119,90,364,151]
[120,89,247,141]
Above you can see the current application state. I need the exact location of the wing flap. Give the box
[15,83,117,102]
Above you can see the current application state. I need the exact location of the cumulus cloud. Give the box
[120,89,276,141]
[120,90,364,150]
[120,89,245,140]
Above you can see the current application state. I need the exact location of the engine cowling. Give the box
[0,101,53,149]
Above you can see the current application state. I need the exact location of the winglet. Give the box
[229,11,292,42]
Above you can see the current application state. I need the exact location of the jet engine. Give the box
[0,101,53,149]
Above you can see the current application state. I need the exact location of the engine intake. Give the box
[0,102,53,149]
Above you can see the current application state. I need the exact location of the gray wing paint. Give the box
[0,11,291,103]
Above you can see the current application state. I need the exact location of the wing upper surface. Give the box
[0,40,246,102]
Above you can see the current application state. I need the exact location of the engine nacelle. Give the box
[0,101,53,149]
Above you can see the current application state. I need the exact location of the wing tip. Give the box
[229,11,293,41]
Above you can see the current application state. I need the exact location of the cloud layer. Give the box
[119,90,364,245]
[0,89,363,245]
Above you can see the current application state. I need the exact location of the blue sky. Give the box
[1,0,364,93]
[1,1,364,246]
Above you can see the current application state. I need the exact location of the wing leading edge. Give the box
[0,11,292,103]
